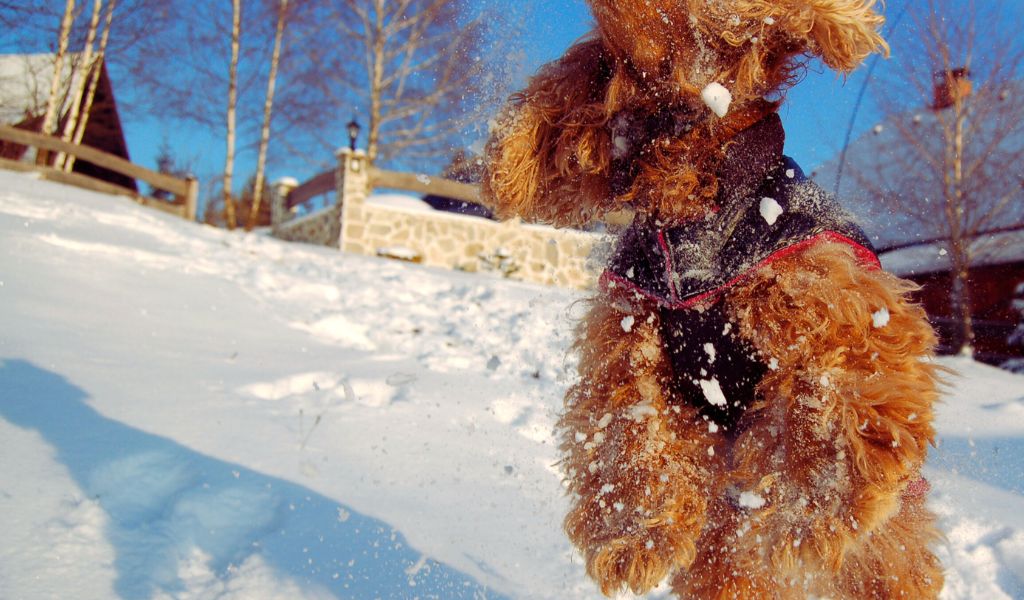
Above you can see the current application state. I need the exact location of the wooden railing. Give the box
[367,167,633,226]
[368,166,481,203]
[284,166,481,211]
[278,157,634,228]
[285,169,335,210]
[0,125,198,221]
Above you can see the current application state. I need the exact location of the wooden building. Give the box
[875,229,1024,364]
[0,53,136,191]
[812,74,1024,366]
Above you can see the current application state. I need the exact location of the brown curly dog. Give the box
[482,1,944,598]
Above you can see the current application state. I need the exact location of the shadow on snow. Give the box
[933,434,1024,496]
[0,358,504,600]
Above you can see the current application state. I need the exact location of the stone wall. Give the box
[342,201,601,288]
[272,205,341,248]
[272,149,604,290]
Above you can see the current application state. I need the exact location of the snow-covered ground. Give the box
[0,170,1022,599]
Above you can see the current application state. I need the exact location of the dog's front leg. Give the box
[559,292,719,597]
[725,243,942,590]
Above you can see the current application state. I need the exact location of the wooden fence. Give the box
[282,166,481,213]
[285,169,334,210]
[0,125,198,221]
[368,167,481,203]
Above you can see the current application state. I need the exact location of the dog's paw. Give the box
[760,509,858,575]
[587,534,694,596]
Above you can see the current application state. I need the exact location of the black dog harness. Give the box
[601,114,879,428]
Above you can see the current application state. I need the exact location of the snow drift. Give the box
[0,170,1022,599]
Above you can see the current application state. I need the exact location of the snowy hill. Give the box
[1,169,1023,599]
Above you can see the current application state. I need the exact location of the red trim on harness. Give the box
[599,270,670,305]
[657,229,683,305]
[599,231,880,309]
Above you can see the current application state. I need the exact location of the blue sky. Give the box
[10,0,1020,199]
[116,0,1000,195]
[120,0,895,190]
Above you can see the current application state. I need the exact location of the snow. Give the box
[879,228,1024,277]
[872,307,891,328]
[759,197,784,225]
[366,193,434,213]
[738,491,766,510]
[612,135,630,159]
[699,377,728,407]
[0,53,88,125]
[700,82,732,118]
[0,170,1023,599]
[376,245,422,262]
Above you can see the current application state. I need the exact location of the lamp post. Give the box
[347,117,361,151]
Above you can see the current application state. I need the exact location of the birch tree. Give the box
[287,0,513,171]
[124,1,293,228]
[845,0,1024,355]
[223,0,242,230]
[55,0,103,168]
[245,0,290,231]
[3,0,171,138]
[1008,284,1024,372]
[39,0,76,143]
[64,0,116,171]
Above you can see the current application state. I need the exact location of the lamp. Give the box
[347,117,361,151]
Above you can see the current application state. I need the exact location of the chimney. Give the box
[932,67,972,110]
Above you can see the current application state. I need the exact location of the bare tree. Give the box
[6,0,517,223]
[124,1,287,227]
[223,0,243,230]
[2,0,181,136]
[1007,282,1024,372]
[0,1,48,29]
[55,0,103,168]
[39,0,76,141]
[286,0,514,171]
[844,0,1024,355]
[65,0,116,171]
[246,0,290,231]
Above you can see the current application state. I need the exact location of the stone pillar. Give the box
[270,176,299,232]
[336,148,369,252]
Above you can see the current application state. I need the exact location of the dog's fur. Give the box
[482,1,944,598]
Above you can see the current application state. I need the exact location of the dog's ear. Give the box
[781,0,890,72]
[588,0,688,75]
[482,40,615,227]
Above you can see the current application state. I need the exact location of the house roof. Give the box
[0,53,91,126]
[0,53,137,192]
[879,226,1024,276]
[812,86,1024,267]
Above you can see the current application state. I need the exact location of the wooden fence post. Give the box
[337,147,369,252]
[183,176,199,221]
[270,176,299,232]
